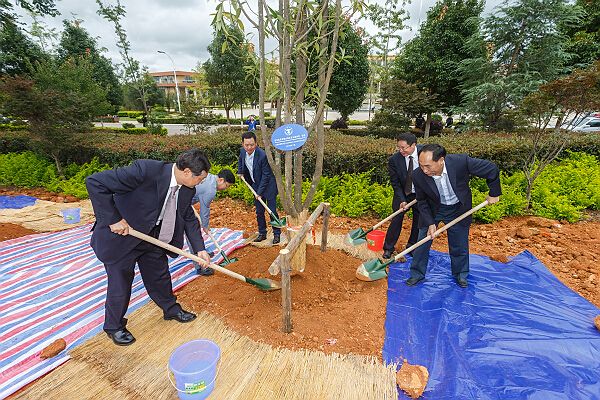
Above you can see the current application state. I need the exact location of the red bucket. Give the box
[366,230,386,251]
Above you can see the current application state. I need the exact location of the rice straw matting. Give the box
[14,305,397,399]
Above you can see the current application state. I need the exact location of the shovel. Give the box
[346,199,417,245]
[239,175,287,228]
[356,200,490,282]
[192,208,238,267]
[127,228,280,291]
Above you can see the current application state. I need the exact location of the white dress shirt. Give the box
[245,151,255,181]
[157,164,181,225]
[405,146,419,194]
[432,163,459,205]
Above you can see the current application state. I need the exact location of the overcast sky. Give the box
[18,0,502,73]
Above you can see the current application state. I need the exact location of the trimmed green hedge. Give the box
[117,110,144,118]
[1,129,600,184]
[1,151,598,222]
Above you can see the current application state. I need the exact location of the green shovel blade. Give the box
[246,277,281,291]
[356,263,388,282]
[218,253,238,267]
[346,227,368,245]
[363,257,393,273]
[269,215,287,229]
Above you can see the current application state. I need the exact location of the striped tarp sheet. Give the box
[0,224,244,399]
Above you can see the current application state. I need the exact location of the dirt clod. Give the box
[595,315,600,332]
[39,338,66,359]
[515,227,532,239]
[396,359,429,399]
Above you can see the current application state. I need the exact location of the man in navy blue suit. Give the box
[86,149,212,346]
[407,144,501,288]
[237,131,281,244]
[383,132,422,260]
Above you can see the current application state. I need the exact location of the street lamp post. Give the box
[157,50,182,113]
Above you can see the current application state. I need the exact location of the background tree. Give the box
[518,61,600,207]
[96,0,150,115]
[365,0,409,71]
[203,24,255,123]
[563,0,600,70]
[0,0,58,26]
[122,72,163,110]
[0,57,110,175]
[0,20,48,76]
[394,0,485,136]
[370,78,438,131]
[58,19,123,112]
[460,0,581,130]
[327,23,370,122]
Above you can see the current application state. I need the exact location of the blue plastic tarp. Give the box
[383,250,600,400]
[0,195,37,209]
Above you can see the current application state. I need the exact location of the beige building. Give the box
[149,71,197,99]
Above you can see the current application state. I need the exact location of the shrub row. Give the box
[117,110,145,118]
[1,129,599,184]
[141,115,276,127]
[92,126,168,136]
[1,151,598,222]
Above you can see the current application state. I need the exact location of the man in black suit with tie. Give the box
[383,132,421,259]
[86,149,212,346]
[406,144,501,288]
[237,131,281,244]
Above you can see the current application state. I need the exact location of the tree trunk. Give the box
[424,112,431,138]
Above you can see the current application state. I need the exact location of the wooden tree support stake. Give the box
[280,248,292,333]
[321,202,330,252]
[268,202,326,275]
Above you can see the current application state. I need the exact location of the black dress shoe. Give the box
[456,277,468,288]
[272,234,281,244]
[107,328,135,346]
[164,309,197,323]
[253,234,267,242]
[405,277,424,286]
[382,250,393,259]
[196,267,214,276]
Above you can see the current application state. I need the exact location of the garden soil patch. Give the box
[177,245,388,358]
[0,223,37,241]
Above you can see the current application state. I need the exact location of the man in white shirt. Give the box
[186,169,236,275]
[406,144,501,288]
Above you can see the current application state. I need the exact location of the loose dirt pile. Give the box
[39,338,66,359]
[177,245,388,357]
[396,359,430,399]
[0,223,37,241]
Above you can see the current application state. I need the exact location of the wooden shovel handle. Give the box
[239,175,274,215]
[393,200,489,262]
[192,207,225,254]
[127,228,246,283]
[372,199,417,230]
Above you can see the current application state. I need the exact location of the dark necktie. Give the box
[158,186,179,243]
[404,156,413,196]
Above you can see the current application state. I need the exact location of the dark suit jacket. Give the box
[86,159,205,264]
[388,144,423,202]
[237,147,278,199]
[413,154,502,228]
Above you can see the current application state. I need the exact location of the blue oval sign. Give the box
[271,123,308,151]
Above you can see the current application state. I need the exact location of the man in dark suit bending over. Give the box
[86,149,212,346]
[383,132,421,259]
[406,144,501,288]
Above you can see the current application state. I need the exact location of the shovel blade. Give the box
[346,228,368,245]
[218,257,239,267]
[246,277,281,291]
[362,257,391,273]
[269,216,287,229]
[356,263,388,282]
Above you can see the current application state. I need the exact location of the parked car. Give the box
[572,117,600,133]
